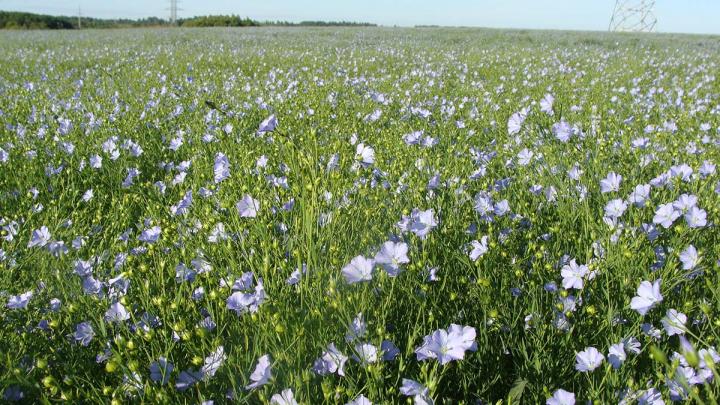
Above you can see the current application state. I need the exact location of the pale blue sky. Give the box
[1,0,717,34]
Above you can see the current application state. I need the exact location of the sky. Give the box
[0,0,717,34]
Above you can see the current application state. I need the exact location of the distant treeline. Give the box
[0,11,376,30]
[266,21,377,27]
[0,11,168,29]
[178,15,259,27]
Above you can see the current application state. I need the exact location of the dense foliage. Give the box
[0,27,719,404]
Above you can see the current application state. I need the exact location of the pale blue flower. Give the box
[699,160,716,177]
[673,194,697,212]
[608,343,626,369]
[74,322,95,346]
[374,241,409,276]
[122,167,140,188]
[342,255,374,284]
[415,324,477,364]
[271,388,298,405]
[507,110,526,135]
[170,191,193,216]
[89,154,102,169]
[227,282,266,314]
[138,226,161,243]
[685,206,707,228]
[679,245,700,270]
[345,313,367,342]
[150,357,174,385]
[346,394,372,405]
[600,172,622,193]
[7,291,33,310]
[401,379,434,404]
[28,226,51,248]
[381,340,400,361]
[661,309,687,336]
[175,369,204,391]
[638,388,664,405]
[604,198,627,219]
[653,203,680,228]
[630,279,663,316]
[561,259,588,290]
[493,199,510,216]
[74,259,94,277]
[202,346,226,378]
[245,354,271,390]
[547,389,575,405]
[670,164,692,181]
[408,209,438,239]
[169,136,183,151]
[258,114,278,134]
[213,152,230,183]
[552,121,572,142]
[628,184,650,207]
[575,346,604,372]
[313,343,348,376]
[540,94,554,115]
[353,343,378,364]
[355,143,375,167]
[545,388,575,405]
[104,302,130,322]
[236,194,260,218]
[469,236,489,261]
[517,148,534,166]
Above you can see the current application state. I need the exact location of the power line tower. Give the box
[169,0,179,25]
[609,0,657,32]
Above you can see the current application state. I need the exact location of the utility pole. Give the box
[77,5,82,29]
